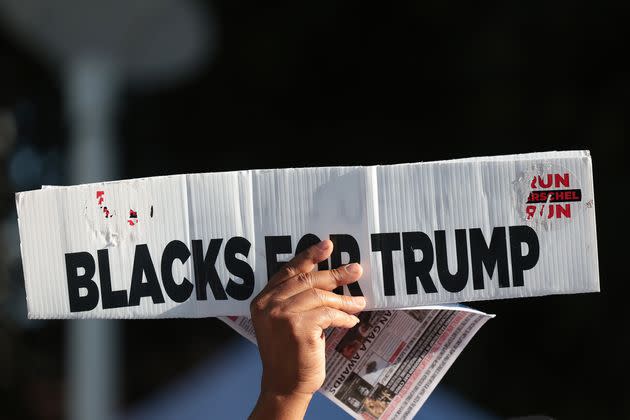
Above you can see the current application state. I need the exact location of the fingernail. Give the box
[317,240,331,250]
[352,296,366,307]
[352,315,360,324]
[345,263,361,274]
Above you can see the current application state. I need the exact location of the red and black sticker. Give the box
[523,170,582,222]
[526,189,582,204]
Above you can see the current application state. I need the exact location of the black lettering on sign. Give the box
[161,240,193,303]
[371,233,401,296]
[61,224,543,312]
[402,231,437,294]
[128,244,165,306]
[470,227,510,290]
[224,236,255,300]
[265,235,292,278]
[509,226,540,287]
[192,239,227,301]
[66,252,99,312]
[98,249,128,309]
[435,230,469,293]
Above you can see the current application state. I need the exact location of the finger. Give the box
[303,307,361,330]
[267,239,333,287]
[283,288,366,314]
[273,263,363,297]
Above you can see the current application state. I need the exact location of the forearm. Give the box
[249,391,312,420]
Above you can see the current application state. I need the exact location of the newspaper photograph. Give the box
[221,306,493,419]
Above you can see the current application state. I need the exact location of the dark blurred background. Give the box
[0,1,627,419]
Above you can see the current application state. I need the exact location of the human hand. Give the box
[249,239,365,419]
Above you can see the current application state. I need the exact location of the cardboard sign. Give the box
[16,150,599,319]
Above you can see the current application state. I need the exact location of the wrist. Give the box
[250,390,313,420]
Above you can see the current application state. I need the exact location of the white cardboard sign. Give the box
[16,150,599,318]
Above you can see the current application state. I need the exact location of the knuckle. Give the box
[329,268,344,284]
[322,306,335,323]
[250,296,265,313]
[296,272,314,289]
[340,294,353,309]
[268,306,284,321]
[302,245,317,260]
[311,287,325,305]
[276,265,296,281]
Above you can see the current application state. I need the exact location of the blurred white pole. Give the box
[0,3,210,419]
[66,57,120,420]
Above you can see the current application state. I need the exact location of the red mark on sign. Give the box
[530,173,570,189]
[96,191,112,218]
[128,209,138,226]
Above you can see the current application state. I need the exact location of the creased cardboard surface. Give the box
[16,151,599,318]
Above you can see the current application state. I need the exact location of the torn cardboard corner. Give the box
[16,150,600,319]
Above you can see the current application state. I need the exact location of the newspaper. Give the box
[221,306,493,419]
